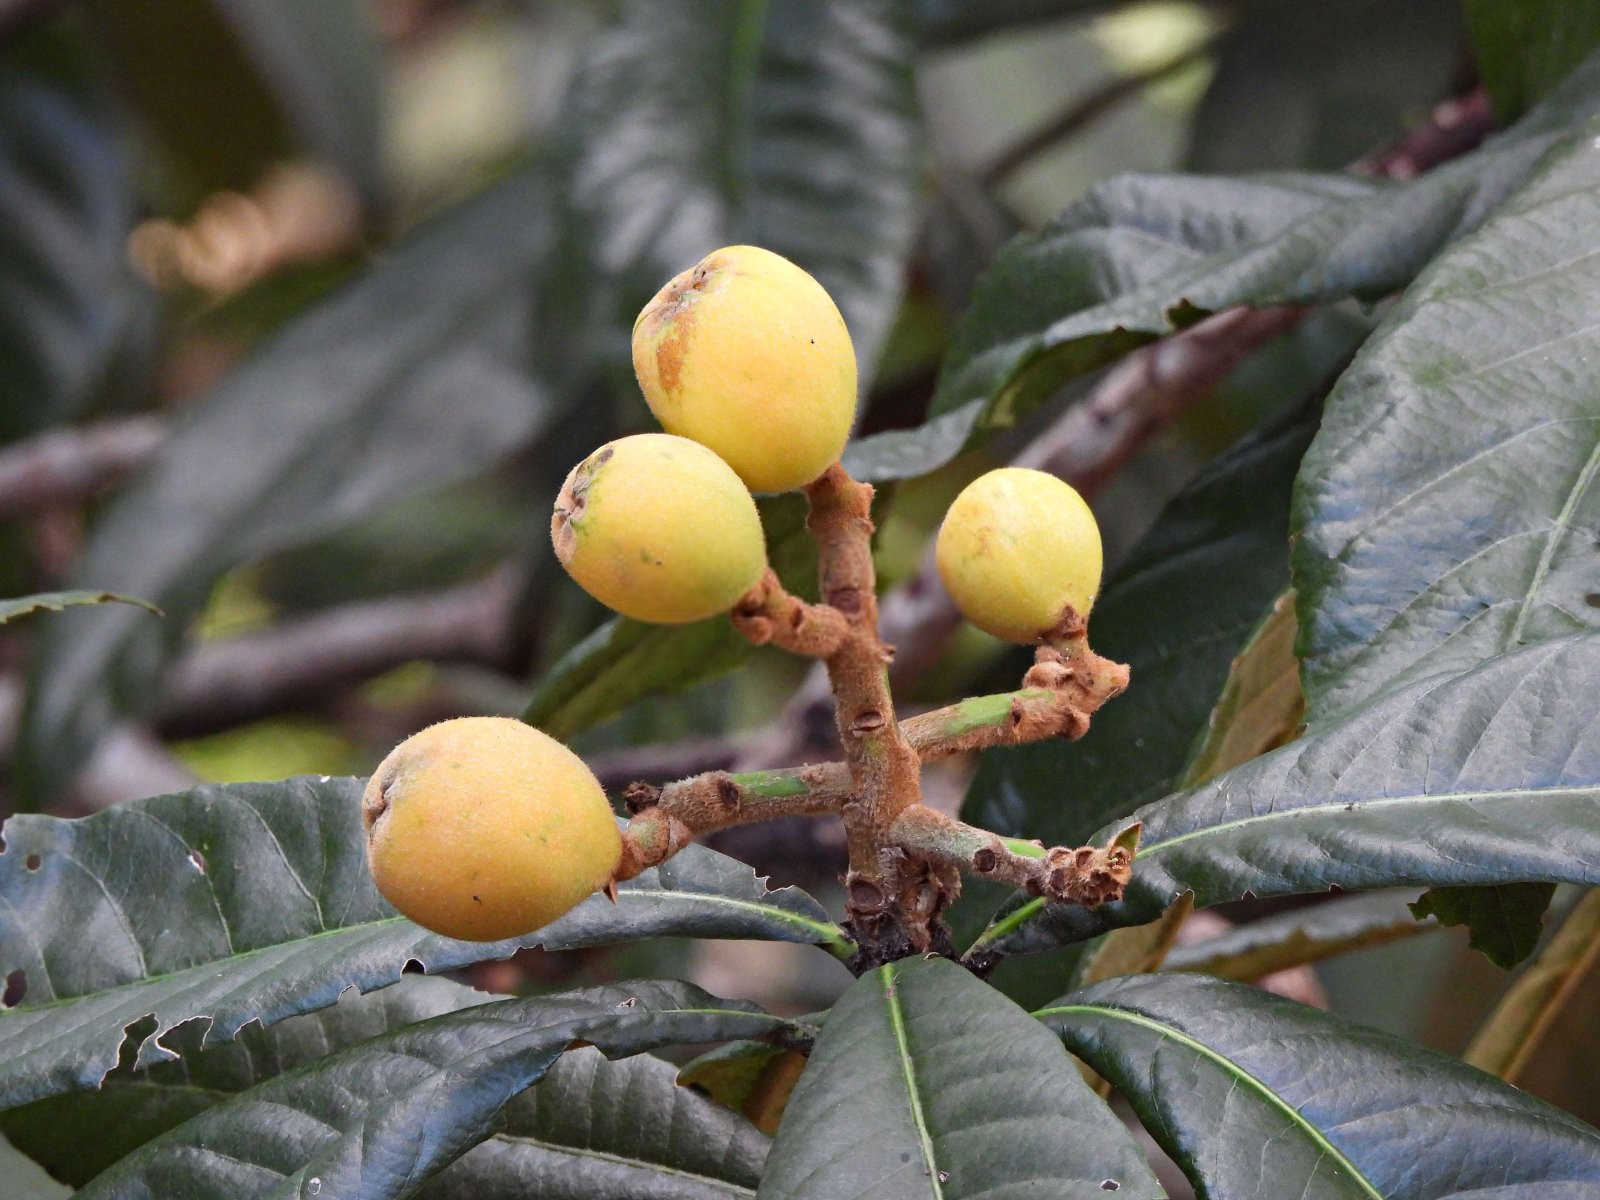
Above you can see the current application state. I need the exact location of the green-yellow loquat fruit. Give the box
[362,717,621,942]
[935,467,1103,643]
[551,432,766,624]
[632,244,856,493]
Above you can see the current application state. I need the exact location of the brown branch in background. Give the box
[152,565,522,739]
[0,417,167,520]
[1354,88,1493,179]
[981,30,1226,187]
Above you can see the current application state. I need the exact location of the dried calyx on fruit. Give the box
[935,467,1103,644]
[632,244,856,494]
[552,432,767,625]
[362,717,621,942]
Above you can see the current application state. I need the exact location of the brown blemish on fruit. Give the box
[552,451,606,565]
[655,316,690,397]
[362,767,398,832]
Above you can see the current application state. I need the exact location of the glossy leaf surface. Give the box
[758,955,1160,1199]
[1040,973,1600,1199]
[76,980,790,1200]
[0,776,844,1108]
[970,635,1600,960]
[1292,89,1600,723]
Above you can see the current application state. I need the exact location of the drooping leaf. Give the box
[1186,0,1465,173]
[1466,887,1600,1080]
[1292,82,1600,724]
[1,974,487,1186]
[0,590,160,625]
[4,976,771,1198]
[1038,973,1600,1199]
[1466,0,1600,119]
[757,955,1161,1199]
[883,46,1600,480]
[0,23,152,442]
[966,400,1319,849]
[0,776,847,1109]
[570,0,921,378]
[90,0,382,205]
[1409,883,1556,969]
[422,1046,770,1199]
[18,167,557,799]
[75,980,793,1200]
[1162,890,1434,980]
[1178,588,1303,788]
[967,634,1600,962]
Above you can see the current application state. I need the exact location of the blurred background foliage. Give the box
[3,0,1595,1134]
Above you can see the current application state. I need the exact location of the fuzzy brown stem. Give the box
[803,465,925,873]
[889,805,1137,907]
[730,568,851,658]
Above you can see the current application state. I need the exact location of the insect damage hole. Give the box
[3,969,26,1008]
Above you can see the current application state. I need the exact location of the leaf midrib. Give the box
[484,1128,757,1197]
[881,964,942,1199]
[1035,1002,1383,1200]
[1,888,849,1018]
[970,781,1598,954]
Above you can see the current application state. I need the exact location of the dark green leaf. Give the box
[1038,973,1600,1199]
[913,0,1121,46]
[965,400,1320,849]
[1186,0,1465,173]
[571,0,921,376]
[2,974,486,1186]
[0,25,152,442]
[967,634,1600,962]
[1292,88,1600,725]
[1163,890,1434,979]
[17,167,556,798]
[75,980,791,1200]
[0,776,847,1109]
[897,47,1600,480]
[90,0,381,204]
[1467,0,1600,119]
[0,590,160,625]
[426,1046,769,1199]
[1410,883,1556,969]
[5,977,771,1198]
[757,955,1160,1199]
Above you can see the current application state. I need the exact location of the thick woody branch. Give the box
[152,566,522,737]
[889,805,1137,906]
[0,416,167,520]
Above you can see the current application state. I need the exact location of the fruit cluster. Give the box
[362,245,1120,953]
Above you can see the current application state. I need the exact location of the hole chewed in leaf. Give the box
[24,853,41,871]
[2,969,25,1007]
